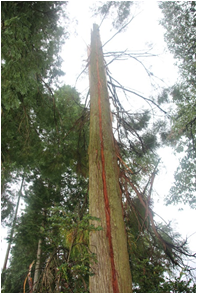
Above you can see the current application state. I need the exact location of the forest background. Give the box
[1,1,196,293]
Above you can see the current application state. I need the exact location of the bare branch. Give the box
[102,10,143,48]
[108,81,170,116]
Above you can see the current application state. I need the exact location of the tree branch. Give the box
[108,81,170,116]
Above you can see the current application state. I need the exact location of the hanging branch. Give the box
[119,157,195,268]
[107,70,130,108]
[107,81,124,111]
[142,159,160,198]
[38,75,58,128]
[104,50,157,84]
[62,108,89,141]
[107,72,149,154]
[136,159,161,234]
[107,69,157,128]
[75,62,90,88]
[104,54,170,121]
[23,260,35,293]
[108,81,169,116]
[124,180,143,233]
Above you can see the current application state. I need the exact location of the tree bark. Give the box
[33,238,42,292]
[88,24,132,293]
[3,177,24,271]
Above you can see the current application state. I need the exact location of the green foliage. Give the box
[37,208,102,293]
[127,216,168,293]
[1,5,90,291]
[159,271,196,293]
[158,2,196,208]
[1,1,69,189]
[2,207,43,293]
[2,169,90,293]
[1,1,67,111]
[167,153,196,208]
[1,84,88,230]
[159,1,196,86]
[126,206,195,293]
[93,1,134,29]
[1,180,16,225]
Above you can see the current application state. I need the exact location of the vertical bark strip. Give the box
[96,46,119,293]
[33,238,42,292]
[89,23,132,293]
[3,177,24,271]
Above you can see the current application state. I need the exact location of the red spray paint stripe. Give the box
[96,45,119,293]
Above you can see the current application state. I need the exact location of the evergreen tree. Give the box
[1,85,89,292]
[158,1,196,208]
[93,1,134,29]
[1,1,68,220]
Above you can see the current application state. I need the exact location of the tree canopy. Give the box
[158,1,196,208]
[1,1,68,220]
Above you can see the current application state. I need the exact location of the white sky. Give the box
[1,1,196,274]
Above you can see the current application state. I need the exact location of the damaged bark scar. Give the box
[96,43,119,293]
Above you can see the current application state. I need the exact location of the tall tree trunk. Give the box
[33,238,42,292]
[3,177,24,271]
[88,24,132,293]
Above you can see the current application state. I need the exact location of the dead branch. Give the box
[108,81,169,116]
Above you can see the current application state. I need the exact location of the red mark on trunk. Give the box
[96,45,119,293]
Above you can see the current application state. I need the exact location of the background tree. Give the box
[92,1,135,29]
[158,1,196,208]
[1,85,90,292]
[1,1,68,217]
